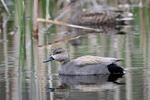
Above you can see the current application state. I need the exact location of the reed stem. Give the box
[0,0,10,15]
[37,18,101,32]
[33,0,39,39]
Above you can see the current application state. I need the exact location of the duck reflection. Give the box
[70,24,126,35]
[69,29,126,47]
[48,74,124,93]
[68,25,126,47]
[59,74,124,86]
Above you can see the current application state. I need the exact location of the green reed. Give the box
[29,0,35,70]
[15,0,27,99]
[49,0,55,19]
[16,0,26,68]
[41,0,46,19]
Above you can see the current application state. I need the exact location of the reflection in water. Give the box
[68,24,127,47]
[0,0,150,100]
[58,74,124,88]
[48,74,124,100]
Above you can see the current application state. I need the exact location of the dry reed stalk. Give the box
[46,0,50,19]
[33,0,39,39]
[37,18,101,32]
[1,0,10,15]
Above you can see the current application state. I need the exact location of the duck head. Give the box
[43,48,70,63]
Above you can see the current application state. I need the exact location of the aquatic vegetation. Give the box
[0,0,150,100]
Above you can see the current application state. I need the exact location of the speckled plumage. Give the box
[73,10,125,25]
[70,0,126,26]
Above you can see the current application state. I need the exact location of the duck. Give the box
[68,0,127,26]
[43,48,124,75]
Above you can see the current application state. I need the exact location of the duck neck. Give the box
[71,1,83,24]
[60,58,70,65]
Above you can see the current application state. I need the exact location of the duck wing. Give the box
[72,56,122,66]
[76,10,124,25]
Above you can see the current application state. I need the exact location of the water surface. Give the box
[0,0,150,100]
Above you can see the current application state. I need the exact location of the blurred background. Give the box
[0,0,150,100]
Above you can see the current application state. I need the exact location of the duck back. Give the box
[72,10,125,26]
[58,62,110,75]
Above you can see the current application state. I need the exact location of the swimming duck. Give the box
[69,0,126,25]
[43,48,124,75]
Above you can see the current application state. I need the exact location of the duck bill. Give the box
[43,56,55,63]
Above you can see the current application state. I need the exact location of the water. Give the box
[0,0,150,100]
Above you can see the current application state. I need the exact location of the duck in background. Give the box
[66,0,132,26]
[43,48,125,75]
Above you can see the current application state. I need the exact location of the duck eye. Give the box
[55,51,61,54]
[53,48,65,54]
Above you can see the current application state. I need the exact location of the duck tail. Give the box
[116,58,123,62]
[116,17,134,21]
[116,17,134,25]
[107,64,125,75]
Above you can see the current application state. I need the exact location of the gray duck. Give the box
[43,48,124,75]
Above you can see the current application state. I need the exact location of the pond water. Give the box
[0,0,150,100]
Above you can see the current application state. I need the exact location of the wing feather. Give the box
[72,56,122,66]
